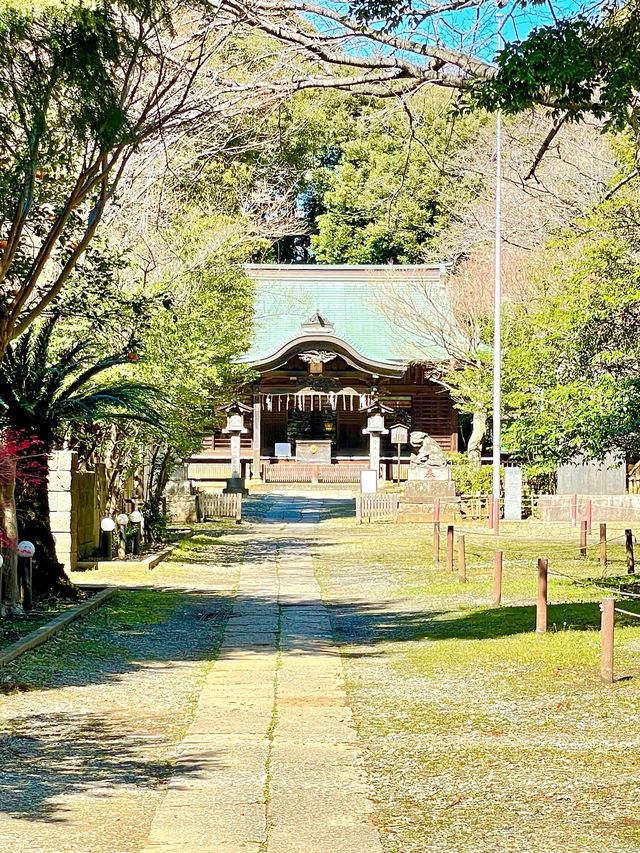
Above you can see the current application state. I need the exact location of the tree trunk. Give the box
[467,409,487,467]
[0,451,21,614]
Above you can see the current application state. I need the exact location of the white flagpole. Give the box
[492,11,503,528]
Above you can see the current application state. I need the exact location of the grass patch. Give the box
[0,586,228,694]
[312,518,640,853]
[0,596,88,651]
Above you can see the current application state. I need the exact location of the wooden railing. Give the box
[201,492,242,523]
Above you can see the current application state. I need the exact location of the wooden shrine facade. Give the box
[187,264,458,487]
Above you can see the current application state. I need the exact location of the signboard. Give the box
[504,466,523,521]
[274,442,292,458]
[390,424,409,445]
[360,469,378,494]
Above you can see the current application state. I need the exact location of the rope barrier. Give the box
[614,606,640,619]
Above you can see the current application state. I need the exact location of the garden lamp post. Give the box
[100,517,115,560]
[130,510,143,556]
[17,540,35,610]
[116,513,129,559]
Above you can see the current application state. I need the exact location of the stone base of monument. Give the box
[224,477,247,495]
[399,465,460,519]
[404,479,457,502]
[397,500,461,523]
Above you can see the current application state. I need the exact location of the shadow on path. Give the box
[0,713,215,823]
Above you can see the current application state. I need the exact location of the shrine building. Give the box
[187,264,460,488]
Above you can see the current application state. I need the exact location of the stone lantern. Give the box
[361,400,393,485]
[221,400,251,493]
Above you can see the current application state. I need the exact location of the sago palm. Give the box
[0,316,159,596]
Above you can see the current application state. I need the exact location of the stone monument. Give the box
[404,430,456,500]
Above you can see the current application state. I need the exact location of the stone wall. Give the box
[557,454,626,495]
[49,451,107,571]
[165,494,201,524]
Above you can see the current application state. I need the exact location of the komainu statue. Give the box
[409,431,448,470]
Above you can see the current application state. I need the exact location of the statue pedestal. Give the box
[404,464,456,503]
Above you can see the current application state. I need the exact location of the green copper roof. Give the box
[242,264,453,369]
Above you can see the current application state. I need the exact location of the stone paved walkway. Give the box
[141,497,382,853]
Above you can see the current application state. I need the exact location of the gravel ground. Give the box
[0,525,241,853]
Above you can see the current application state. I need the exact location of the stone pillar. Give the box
[230,433,241,480]
[251,395,262,482]
[369,433,381,477]
[49,450,79,572]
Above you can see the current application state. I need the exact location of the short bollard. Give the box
[586,499,592,536]
[17,540,35,611]
[600,523,607,565]
[432,522,440,563]
[130,509,143,556]
[446,525,454,571]
[626,529,635,574]
[536,558,548,634]
[580,519,588,557]
[600,598,615,684]
[116,513,129,559]
[100,517,115,560]
[458,535,466,583]
[493,550,503,605]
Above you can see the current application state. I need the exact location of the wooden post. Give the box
[586,499,592,535]
[571,493,577,526]
[580,519,588,557]
[600,523,607,565]
[446,525,454,571]
[493,494,500,534]
[536,558,548,633]
[626,529,635,574]
[433,523,440,563]
[600,598,615,684]
[488,495,494,530]
[492,550,503,605]
[434,498,441,526]
[458,535,466,583]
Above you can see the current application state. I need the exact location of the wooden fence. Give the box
[356,494,400,523]
[201,492,242,523]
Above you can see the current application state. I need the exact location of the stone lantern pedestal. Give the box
[361,401,392,491]
[221,401,251,494]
